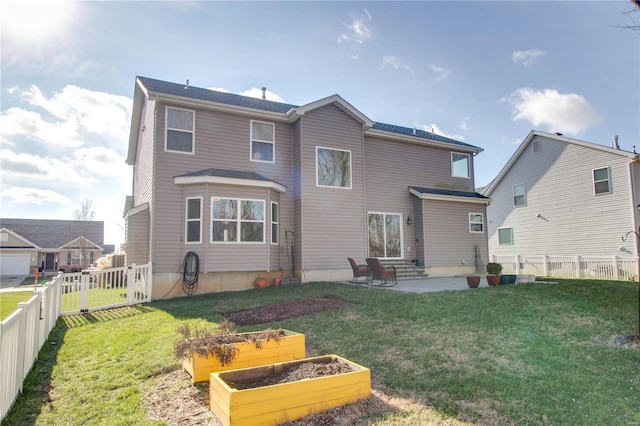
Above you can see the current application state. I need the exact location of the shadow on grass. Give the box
[60,304,156,328]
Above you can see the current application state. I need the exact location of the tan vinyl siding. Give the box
[151,103,293,273]
[487,136,636,257]
[299,104,366,269]
[125,207,149,265]
[422,200,488,267]
[292,120,302,273]
[133,98,155,206]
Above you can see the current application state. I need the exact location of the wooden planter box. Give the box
[209,354,371,426]
[182,329,305,383]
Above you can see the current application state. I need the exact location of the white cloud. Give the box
[239,87,285,103]
[208,87,230,93]
[0,106,80,147]
[73,146,130,178]
[506,87,601,134]
[0,149,86,182]
[338,9,372,44]
[379,56,413,74]
[429,63,451,81]
[419,124,465,141]
[0,186,71,205]
[460,116,471,131]
[512,49,546,66]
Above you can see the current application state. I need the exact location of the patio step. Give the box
[380,259,428,280]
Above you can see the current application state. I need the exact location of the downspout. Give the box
[630,160,639,256]
[362,125,367,259]
[149,97,157,270]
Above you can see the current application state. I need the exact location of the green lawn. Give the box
[3,279,639,425]
[0,291,35,321]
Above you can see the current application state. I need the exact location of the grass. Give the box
[3,279,640,425]
[0,291,35,321]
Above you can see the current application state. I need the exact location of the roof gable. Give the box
[482,130,639,197]
[0,218,105,249]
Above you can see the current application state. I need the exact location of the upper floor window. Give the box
[166,107,194,154]
[316,146,352,188]
[185,197,202,244]
[593,167,611,195]
[498,227,513,245]
[211,198,265,243]
[251,120,275,163]
[513,183,526,207]
[469,213,484,233]
[271,202,279,245]
[451,152,470,178]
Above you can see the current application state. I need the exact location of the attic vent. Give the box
[532,140,541,153]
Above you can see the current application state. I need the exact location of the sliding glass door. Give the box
[368,213,402,259]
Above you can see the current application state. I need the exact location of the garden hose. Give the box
[182,251,199,296]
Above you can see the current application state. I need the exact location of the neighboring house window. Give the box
[451,152,470,178]
[368,213,402,258]
[185,197,202,243]
[469,213,484,233]
[166,107,194,154]
[271,202,278,245]
[593,167,611,195]
[532,139,541,153]
[498,227,513,245]
[251,120,275,162]
[316,146,352,188]
[513,184,526,207]
[211,198,265,243]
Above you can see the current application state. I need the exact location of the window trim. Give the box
[185,197,203,244]
[271,201,279,245]
[250,120,275,163]
[498,227,513,245]
[367,211,404,259]
[451,152,471,179]
[210,197,266,244]
[593,166,611,195]
[513,183,526,207]
[469,213,484,233]
[316,146,352,189]
[165,106,195,155]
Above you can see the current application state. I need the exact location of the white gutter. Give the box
[174,175,287,193]
[366,128,483,154]
[409,187,490,205]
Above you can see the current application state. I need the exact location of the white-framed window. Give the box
[498,227,513,245]
[593,167,611,195]
[316,146,352,188]
[469,213,484,233]
[513,183,526,207]
[165,107,194,154]
[451,152,470,178]
[251,120,275,163]
[271,202,279,245]
[211,198,265,243]
[185,197,202,244]
[532,139,541,153]
[367,212,402,259]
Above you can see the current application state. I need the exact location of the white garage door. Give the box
[0,254,31,275]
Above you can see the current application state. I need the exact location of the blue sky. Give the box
[1,1,639,246]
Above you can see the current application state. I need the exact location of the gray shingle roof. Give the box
[177,168,277,182]
[409,186,490,200]
[0,218,104,249]
[137,76,481,151]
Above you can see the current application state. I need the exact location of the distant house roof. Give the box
[174,168,287,193]
[481,130,640,197]
[0,218,104,250]
[128,76,482,164]
[409,186,490,205]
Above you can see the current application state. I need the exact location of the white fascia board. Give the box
[0,227,42,249]
[288,94,374,128]
[366,128,483,154]
[125,202,149,219]
[174,176,287,193]
[59,236,103,251]
[409,188,490,205]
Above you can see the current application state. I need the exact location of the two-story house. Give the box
[482,130,640,267]
[125,76,490,299]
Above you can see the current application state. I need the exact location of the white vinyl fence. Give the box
[1,264,151,420]
[491,254,639,280]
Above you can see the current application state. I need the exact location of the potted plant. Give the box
[486,262,503,286]
[175,320,305,383]
[466,275,481,288]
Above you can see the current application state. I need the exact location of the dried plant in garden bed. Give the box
[173,320,282,366]
[226,359,355,390]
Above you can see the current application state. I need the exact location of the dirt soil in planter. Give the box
[225,297,352,326]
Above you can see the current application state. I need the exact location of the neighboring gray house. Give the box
[0,218,104,275]
[125,76,490,299]
[482,130,640,260]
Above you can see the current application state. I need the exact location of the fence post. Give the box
[127,264,135,305]
[575,255,582,278]
[516,255,521,275]
[543,255,549,277]
[80,271,90,313]
[613,256,620,280]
